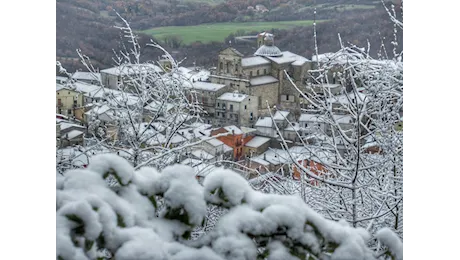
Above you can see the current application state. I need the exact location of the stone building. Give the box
[215,92,258,127]
[209,33,312,116]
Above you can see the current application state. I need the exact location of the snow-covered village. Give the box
[55,1,404,260]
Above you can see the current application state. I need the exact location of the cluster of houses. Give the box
[56,32,394,183]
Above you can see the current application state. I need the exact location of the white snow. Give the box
[64,129,84,140]
[376,228,403,260]
[273,110,290,121]
[87,154,134,185]
[191,81,226,91]
[205,137,225,147]
[255,117,273,128]
[217,92,248,102]
[56,154,402,260]
[72,71,101,82]
[244,136,270,148]
[241,56,270,67]
[250,75,278,86]
[249,157,270,166]
[265,51,309,65]
[299,113,323,122]
[284,122,300,131]
[155,164,207,226]
[223,125,243,135]
[101,64,163,76]
[240,127,258,134]
[191,149,215,160]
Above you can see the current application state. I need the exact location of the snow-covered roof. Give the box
[144,101,175,113]
[250,157,270,166]
[299,114,323,122]
[223,144,233,153]
[241,56,271,67]
[240,127,258,134]
[56,76,68,82]
[327,92,367,105]
[333,114,354,124]
[191,81,226,91]
[209,74,250,82]
[63,129,84,140]
[265,51,309,65]
[224,125,243,135]
[284,122,301,132]
[205,138,224,147]
[56,83,66,91]
[100,64,163,76]
[250,75,278,86]
[217,92,248,102]
[245,136,270,148]
[84,104,112,116]
[273,111,290,121]
[70,82,101,94]
[255,117,273,128]
[59,122,85,131]
[255,149,291,165]
[191,149,214,160]
[254,44,283,57]
[288,146,335,165]
[72,71,101,82]
[177,67,211,82]
[311,52,335,63]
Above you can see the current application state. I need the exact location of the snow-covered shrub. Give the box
[57,155,402,260]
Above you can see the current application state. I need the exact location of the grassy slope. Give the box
[141,20,327,44]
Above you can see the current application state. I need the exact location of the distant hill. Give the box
[56,0,401,73]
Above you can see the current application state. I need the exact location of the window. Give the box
[235,63,239,72]
[230,104,233,111]
[57,92,59,95]
[257,70,259,76]
[264,69,267,74]
[217,112,220,116]
[220,62,223,71]
[286,95,289,101]
[250,71,253,77]
[57,99,62,105]
[217,102,220,107]
[68,91,70,94]
[244,105,247,110]
[73,100,78,106]
[68,109,72,115]
[226,62,230,73]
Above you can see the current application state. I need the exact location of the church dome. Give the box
[254,35,283,57]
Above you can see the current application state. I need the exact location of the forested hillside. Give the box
[57,0,401,72]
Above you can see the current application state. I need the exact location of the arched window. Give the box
[220,62,223,72]
[226,62,231,73]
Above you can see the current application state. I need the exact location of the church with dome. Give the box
[209,32,314,115]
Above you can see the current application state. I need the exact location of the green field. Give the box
[141,20,326,45]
